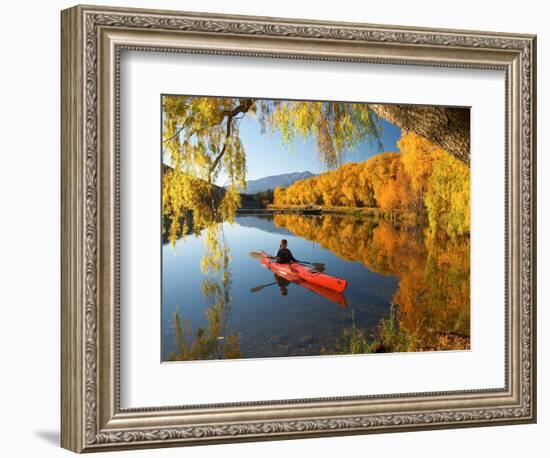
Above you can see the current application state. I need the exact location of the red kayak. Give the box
[260,252,348,293]
[260,254,347,307]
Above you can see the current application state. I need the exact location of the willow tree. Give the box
[162,95,382,245]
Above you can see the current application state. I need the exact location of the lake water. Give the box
[161,214,470,361]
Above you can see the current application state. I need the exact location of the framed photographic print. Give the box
[61,4,537,453]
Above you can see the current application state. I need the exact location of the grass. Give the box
[339,310,377,354]
[337,305,469,355]
[376,304,421,352]
[338,305,420,354]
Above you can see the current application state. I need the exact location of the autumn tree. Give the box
[163,96,253,245]
[264,100,382,169]
[398,132,470,236]
[362,152,413,211]
[272,131,470,237]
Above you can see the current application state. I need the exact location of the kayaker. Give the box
[275,239,297,264]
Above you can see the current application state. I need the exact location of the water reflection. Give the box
[272,214,470,352]
[164,214,470,361]
[167,225,243,361]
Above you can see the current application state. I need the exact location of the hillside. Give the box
[273,132,470,237]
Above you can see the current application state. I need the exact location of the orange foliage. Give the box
[273,132,470,237]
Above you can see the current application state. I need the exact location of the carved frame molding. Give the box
[61,5,536,453]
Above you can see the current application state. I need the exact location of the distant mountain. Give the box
[230,171,316,194]
[234,215,294,236]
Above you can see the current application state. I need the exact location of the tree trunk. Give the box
[369,104,470,165]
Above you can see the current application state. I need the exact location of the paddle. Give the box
[250,281,278,293]
[249,250,268,260]
[249,251,325,272]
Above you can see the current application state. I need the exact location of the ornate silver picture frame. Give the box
[61,4,536,453]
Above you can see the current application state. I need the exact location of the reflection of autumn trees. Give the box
[392,233,470,347]
[274,215,377,266]
[168,231,243,361]
[274,132,470,237]
[273,215,470,348]
[169,301,242,361]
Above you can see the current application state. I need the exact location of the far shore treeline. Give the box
[272,132,470,237]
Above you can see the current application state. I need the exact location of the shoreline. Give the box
[236,206,426,222]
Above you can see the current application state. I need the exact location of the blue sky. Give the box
[233,115,402,184]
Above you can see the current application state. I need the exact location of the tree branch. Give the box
[208,100,253,181]
[163,110,245,145]
[162,125,185,144]
[369,104,470,164]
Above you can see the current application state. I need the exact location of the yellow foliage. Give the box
[274,132,470,237]
[398,132,470,236]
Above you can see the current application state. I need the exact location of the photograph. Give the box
[161,95,471,362]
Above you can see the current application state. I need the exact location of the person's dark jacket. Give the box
[276,247,297,264]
